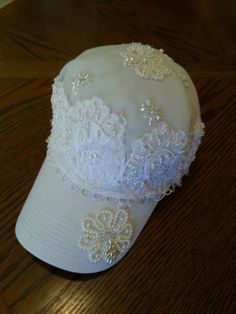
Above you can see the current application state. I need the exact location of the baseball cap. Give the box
[15,43,205,273]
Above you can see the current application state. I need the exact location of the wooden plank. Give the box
[0,0,15,10]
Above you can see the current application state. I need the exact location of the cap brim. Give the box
[15,158,157,273]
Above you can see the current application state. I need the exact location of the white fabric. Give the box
[15,158,156,273]
[15,43,204,273]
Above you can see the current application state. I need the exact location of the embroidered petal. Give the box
[88,245,103,263]
[112,208,128,233]
[83,216,103,233]
[79,232,99,249]
[115,238,131,252]
[104,240,119,264]
[96,209,114,230]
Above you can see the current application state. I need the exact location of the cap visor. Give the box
[15,158,157,273]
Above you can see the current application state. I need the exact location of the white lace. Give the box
[47,77,204,202]
[48,78,127,188]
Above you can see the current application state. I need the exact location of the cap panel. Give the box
[61,43,198,135]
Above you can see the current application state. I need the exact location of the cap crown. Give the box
[47,43,204,202]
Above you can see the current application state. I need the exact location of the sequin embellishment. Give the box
[120,43,172,80]
[72,72,92,95]
[140,99,162,126]
[79,204,133,263]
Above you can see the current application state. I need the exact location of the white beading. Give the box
[122,121,198,201]
[120,43,172,80]
[47,77,204,203]
[177,73,189,87]
[72,72,92,95]
[79,204,133,263]
[140,99,162,126]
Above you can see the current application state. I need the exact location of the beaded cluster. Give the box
[72,72,92,95]
[79,204,133,263]
[177,73,189,87]
[120,43,172,80]
[140,99,162,126]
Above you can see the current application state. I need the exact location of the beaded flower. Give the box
[120,43,172,80]
[79,205,133,263]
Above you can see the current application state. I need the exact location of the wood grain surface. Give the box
[0,0,236,313]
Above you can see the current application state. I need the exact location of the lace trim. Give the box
[47,77,205,203]
[48,77,127,188]
[49,160,131,204]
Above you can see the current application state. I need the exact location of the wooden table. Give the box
[0,1,235,313]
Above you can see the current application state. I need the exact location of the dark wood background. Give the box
[0,0,235,313]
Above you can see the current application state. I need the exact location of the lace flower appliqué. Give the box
[48,78,127,187]
[120,43,172,80]
[122,121,190,201]
[79,204,133,264]
[70,98,127,186]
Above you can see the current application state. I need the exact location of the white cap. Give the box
[15,43,204,273]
